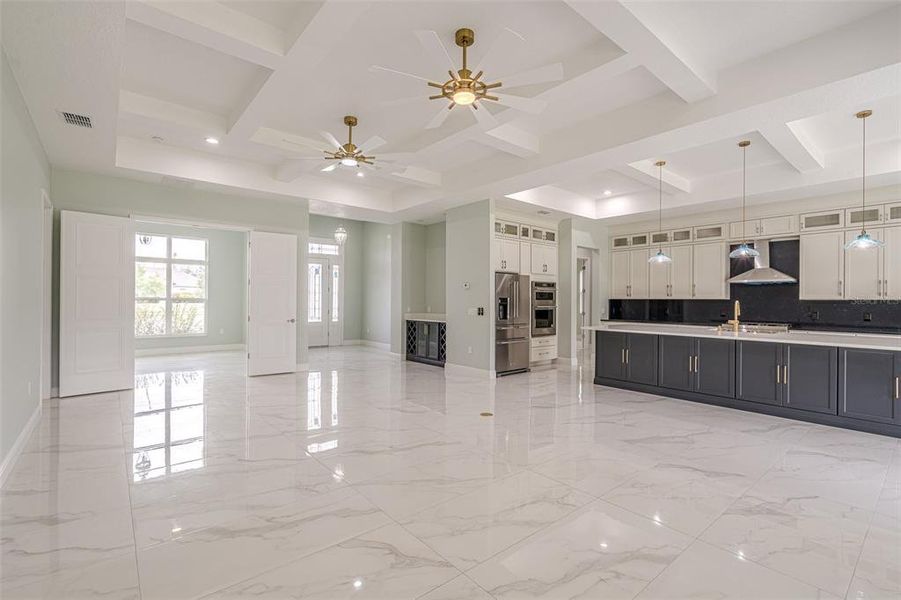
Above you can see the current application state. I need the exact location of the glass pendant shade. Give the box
[844,231,883,250]
[334,226,348,246]
[648,249,672,264]
[729,243,760,259]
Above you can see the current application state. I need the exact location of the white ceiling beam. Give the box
[227,2,373,140]
[565,0,716,103]
[119,90,228,135]
[619,161,692,194]
[478,124,540,158]
[125,1,284,69]
[388,166,442,188]
[759,123,825,173]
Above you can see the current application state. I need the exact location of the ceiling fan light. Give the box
[648,249,672,264]
[729,243,760,259]
[340,157,358,167]
[452,88,476,105]
[844,231,883,250]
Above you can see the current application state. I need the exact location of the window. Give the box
[136,234,207,337]
[308,242,339,255]
[308,263,322,322]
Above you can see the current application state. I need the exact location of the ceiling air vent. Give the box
[58,111,92,128]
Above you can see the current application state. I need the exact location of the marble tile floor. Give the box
[1,347,899,599]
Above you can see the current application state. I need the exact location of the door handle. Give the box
[287,318,296,323]
[838,280,843,296]
[878,279,882,296]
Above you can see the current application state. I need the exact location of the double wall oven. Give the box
[532,281,557,337]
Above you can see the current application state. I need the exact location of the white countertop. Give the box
[405,313,447,322]
[583,322,901,351]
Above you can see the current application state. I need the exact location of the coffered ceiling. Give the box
[2,1,899,224]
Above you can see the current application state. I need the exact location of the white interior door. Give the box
[60,211,135,397]
[308,256,342,347]
[248,231,297,376]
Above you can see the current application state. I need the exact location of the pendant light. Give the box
[648,160,672,264]
[845,110,882,251]
[334,226,348,246]
[729,140,760,259]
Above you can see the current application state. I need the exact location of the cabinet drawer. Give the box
[531,335,556,348]
[531,345,557,362]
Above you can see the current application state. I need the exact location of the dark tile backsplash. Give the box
[610,240,901,334]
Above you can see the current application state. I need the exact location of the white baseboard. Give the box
[360,340,391,351]
[0,400,42,487]
[342,339,362,346]
[135,343,245,357]
[445,362,496,379]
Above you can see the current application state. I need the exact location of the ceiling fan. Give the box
[371,27,564,130]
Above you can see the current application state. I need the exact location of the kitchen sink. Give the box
[716,323,791,334]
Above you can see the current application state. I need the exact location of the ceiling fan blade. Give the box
[499,62,564,89]
[375,152,414,163]
[493,94,547,115]
[414,30,456,71]
[425,105,453,129]
[361,162,378,171]
[356,135,387,155]
[321,163,338,172]
[470,105,498,130]
[320,131,343,151]
[369,64,431,83]
[473,27,526,73]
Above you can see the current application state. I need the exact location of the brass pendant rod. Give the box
[655,160,665,253]
[861,112,867,233]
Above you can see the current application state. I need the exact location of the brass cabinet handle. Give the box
[689,355,693,373]
[776,365,781,384]
[625,349,630,364]
[694,356,699,373]
[621,348,625,364]
[895,376,900,400]
[784,365,789,385]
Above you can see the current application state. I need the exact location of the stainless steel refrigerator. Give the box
[495,272,531,375]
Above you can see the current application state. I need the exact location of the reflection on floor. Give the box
[2,347,899,599]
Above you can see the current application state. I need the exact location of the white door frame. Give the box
[41,190,53,399]
[307,237,344,347]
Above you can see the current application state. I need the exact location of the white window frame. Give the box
[135,233,209,338]
[308,237,344,345]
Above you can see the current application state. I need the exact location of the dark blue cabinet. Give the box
[659,335,734,398]
[839,348,901,425]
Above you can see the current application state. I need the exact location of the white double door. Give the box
[308,256,342,347]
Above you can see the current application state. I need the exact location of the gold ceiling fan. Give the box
[372,27,564,130]
[318,115,385,172]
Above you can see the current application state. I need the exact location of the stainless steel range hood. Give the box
[727,240,797,285]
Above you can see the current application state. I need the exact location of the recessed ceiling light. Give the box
[205,137,219,145]
[356,171,364,177]
[603,190,612,196]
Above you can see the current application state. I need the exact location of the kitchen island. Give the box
[586,322,901,437]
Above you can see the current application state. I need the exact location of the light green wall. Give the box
[402,222,427,314]
[49,169,310,380]
[425,222,446,314]
[308,215,363,341]
[133,222,246,351]
[445,200,493,370]
[1,50,49,464]
[362,222,392,345]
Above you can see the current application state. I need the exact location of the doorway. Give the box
[577,247,593,350]
[307,239,343,347]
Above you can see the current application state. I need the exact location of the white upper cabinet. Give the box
[693,224,726,242]
[519,242,531,276]
[846,206,884,228]
[844,229,884,300]
[799,231,845,299]
[800,209,844,232]
[611,251,630,298]
[671,228,693,244]
[692,242,727,299]
[886,203,901,224]
[629,248,650,298]
[648,248,671,299]
[759,214,798,237]
[630,233,650,247]
[883,226,901,299]
[494,238,520,273]
[494,220,519,238]
[729,220,759,240]
[530,244,557,276]
[611,235,631,250]
[671,245,694,299]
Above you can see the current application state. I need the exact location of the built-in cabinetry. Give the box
[736,341,837,414]
[493,218,557,278]
[839,348,901,425]
[530,334,557,362]
[611,199,901,302]
[405,319,447,367]
[595,330,900,437]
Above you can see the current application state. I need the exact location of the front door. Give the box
[308,256,342,347]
